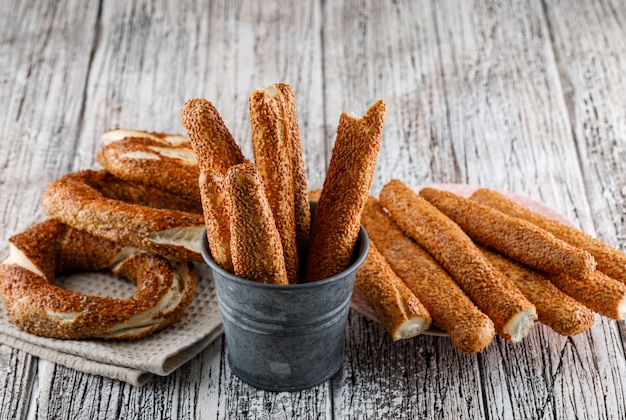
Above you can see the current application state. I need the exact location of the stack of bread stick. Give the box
[351,179,626,352]
[16,80,622,350]
[181,84,388,286]
[87,84,626,355]
[176,85,626,353]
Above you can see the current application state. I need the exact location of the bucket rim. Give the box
[200,227,369,290]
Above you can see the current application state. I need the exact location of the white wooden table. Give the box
[2,0,626,418]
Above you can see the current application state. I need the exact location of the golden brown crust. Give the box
[479,246,594,336]
[180,99,246,271]
[226,163,289,285]
[180,98,245,174]
[472,188,626,285]
[95,169,201,214]
[549,270,626,320]
[305,100,386,282]
[249,86,299,283]
[0,220,196,340]
[355,241,431,340]
[361,196,494,352]
[379,180,536,341]
[97,136,201,203]
[41,170,205,261]
[420,187,596,281]
[199,171,233,272]
[274,84,311,273]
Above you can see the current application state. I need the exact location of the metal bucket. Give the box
[200,212,369,391]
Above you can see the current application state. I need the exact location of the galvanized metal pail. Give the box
[200,217,369,391]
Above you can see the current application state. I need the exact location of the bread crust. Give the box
[0,220,196,340]
[199,171,233,271]
[549,270,626,320]
[226,163,289,284]
[181,99,245,174]
[472,187,626,285]
[480,246,594,336]
[305,100,386,282]
[355,241,431,340]
[180,99,246,270]
[420,187,596,281]
[273,84,311,268]
[249,86,300,282]
[380,180,537,341]
[41,170,205,261]
[97,135,201,203]
[361,196,494,352]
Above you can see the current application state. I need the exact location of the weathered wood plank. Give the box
[542,1,626,417]
[0,0,100,228]
[336,312,487,419]
[433,0,591,220]
[3,0,626,418]
[36,337,223,420]
[325,0,626,418]
[543,0,626,265]
[0,0,101,418]
[322,0,458,195]
[433,0,626,418]
[33,0,329,418]
[0,345,36,420]
[79,0,327,188]
[322,1,487,417]
[174,336,223,419]
[215,357,332,419]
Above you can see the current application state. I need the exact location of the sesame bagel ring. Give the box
[41,170,205,261]
[0,220,196,340]
[97,130,201,203]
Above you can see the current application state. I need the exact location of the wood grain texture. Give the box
[0,0,100,228]
[430,0,626,418]
[323,0,458,194]
[1,0,626,418]
[336,313,487,419]
[81,0,327,188]
[0,0,100,417]
[542,1,626,416]
[0,345,35,420]
[433,0,594,227]
[544,0,626,256]
[22,0,330,418]
[322,1,488,414]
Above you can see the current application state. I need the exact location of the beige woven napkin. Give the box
[0,235,223,387]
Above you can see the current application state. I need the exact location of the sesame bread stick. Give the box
[199,171,233,272]
[305,100,386,282]
[380,180,537,342]
[225,163,289,285]
[181,99,246,272]
[181,98,245,174]
[361,196,494,352]
[479,246,594,336]
[472,187,626,285]
[249,85,299,283]
[356,242,432,340]
[273,84,311,264]
[419,187,596,281]
[549,270,626,320]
